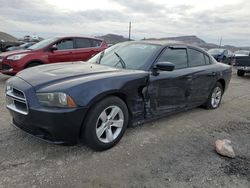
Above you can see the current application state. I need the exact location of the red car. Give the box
[0,36,107,75]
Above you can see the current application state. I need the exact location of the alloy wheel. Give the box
[96,105,124,143]
[211,86,222,108]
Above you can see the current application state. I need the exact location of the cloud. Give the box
[0,0,250,46]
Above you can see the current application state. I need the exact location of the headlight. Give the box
[7,54,28,61]
[36,92,76,108]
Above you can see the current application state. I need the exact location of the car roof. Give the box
[55,36,104,41]
[121,40,206,51]
[209,48,226,50]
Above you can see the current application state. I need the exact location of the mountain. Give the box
[144,35,242,51]
[97,34,130,44]
[97,34,241,50]
[0,31,17,42]
[148,35,206,45]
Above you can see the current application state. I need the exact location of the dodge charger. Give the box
[5,41,232,150]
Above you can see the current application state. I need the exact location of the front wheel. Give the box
[237,70,245,77]
[83,96,129,151]
[26,62,42,69]
[204,82,223,109]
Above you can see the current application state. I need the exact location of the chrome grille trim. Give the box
[6,87,29,115]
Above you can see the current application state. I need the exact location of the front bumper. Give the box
[0,60,20,75]
[6,76,88,145]
[9,107,87,145]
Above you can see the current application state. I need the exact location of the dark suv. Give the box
[0,36,107,75]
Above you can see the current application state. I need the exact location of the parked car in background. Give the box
[234,50,250,57]
[0,36,107,75]
[0,40,23,52]
[5,41,232,150]
[6,42,36,51]
[208,48,234,64]
[234,55,250,76]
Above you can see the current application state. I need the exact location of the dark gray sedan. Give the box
[5,41,232,150]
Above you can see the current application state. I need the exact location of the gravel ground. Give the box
[0,71,249,188]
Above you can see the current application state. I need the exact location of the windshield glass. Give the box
[28,38,58,50]
[208,49,225,54]
[234,50,249,55]
[88,42,160,70]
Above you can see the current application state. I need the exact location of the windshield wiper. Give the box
[114,52,126,69]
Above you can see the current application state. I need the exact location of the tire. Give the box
[237,70,245,77]
[83,96,129,151]
[26,62,42,69]
[204,82,224,109]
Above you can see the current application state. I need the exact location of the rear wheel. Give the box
[83,96,128,151]
[237,70,245,77]
[204,82,223,109]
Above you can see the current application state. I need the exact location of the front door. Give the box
[146,47,193,118]
[48,38,74,63]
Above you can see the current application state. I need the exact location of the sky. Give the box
[0,0,249,46]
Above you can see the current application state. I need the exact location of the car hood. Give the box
[0,49,35,57]
[16,61,147,90]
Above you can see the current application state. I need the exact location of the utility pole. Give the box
[128,22,131,41]
[219,37,222,48]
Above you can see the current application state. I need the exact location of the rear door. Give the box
[147,47,193,118]
[47,38,74,63]
[187,48,217,107]
[72,38,103,61]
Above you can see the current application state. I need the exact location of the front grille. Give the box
[0,64,11,70]
[6,87,28,115]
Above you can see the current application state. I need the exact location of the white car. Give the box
[234,50,250,57]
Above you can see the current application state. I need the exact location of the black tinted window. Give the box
[157,48,188,69]
[205,55,210,64]
[75,38,91,48]
[56,39,73,50]
[92,39,102,47]
[188,49,206,67]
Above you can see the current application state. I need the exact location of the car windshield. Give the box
[28,38,58,50]
[234,50,249,55]
[88,42,160,70]
[208,49,225,54]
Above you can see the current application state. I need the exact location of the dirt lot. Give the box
[0,71,249,188]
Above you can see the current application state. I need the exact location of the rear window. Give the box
[188,49,206,67]
[205,55,210,64]
[91,39,102,47]
[75,38,92,48]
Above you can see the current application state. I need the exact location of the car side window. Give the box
[188,49,206,67]
[157,48,188,69]
[75,38,92,48]
[205,55,210,64]
[91,39,102,47]
[56,39,73,50]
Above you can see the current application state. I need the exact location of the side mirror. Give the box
[50,46,57,52]
[155,62,175,71]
